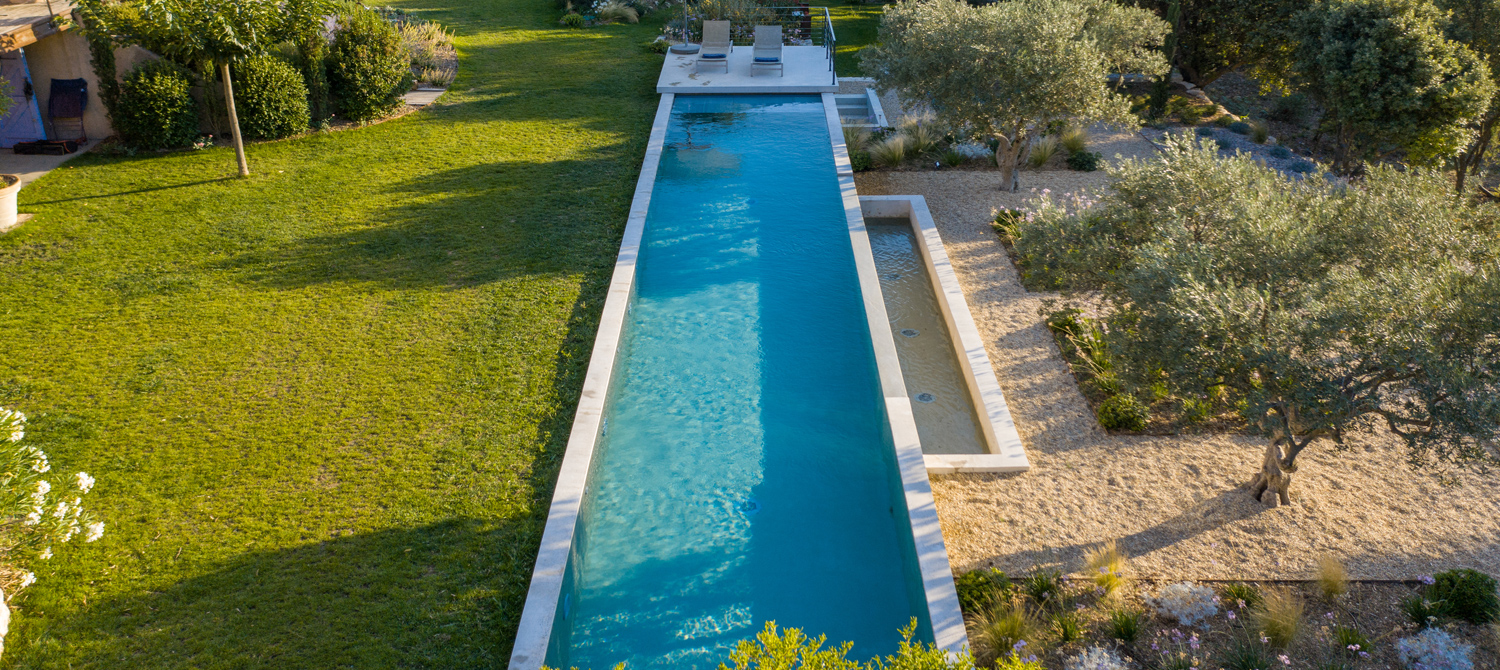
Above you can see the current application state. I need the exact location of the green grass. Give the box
[828,1,888,76]
[0,1,664,666]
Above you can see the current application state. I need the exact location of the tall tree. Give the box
[1436,0,1500,195]
[1133,0,1299,88]
[1015,136,1500,504]
[1292,0,1495,174]
[862,0,1168,192]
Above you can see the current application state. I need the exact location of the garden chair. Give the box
[697,20,732,74]
[751,25,783,77]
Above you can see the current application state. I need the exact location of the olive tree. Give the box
[1131,0,1298,88]
[1292,0,1495,174]
[1437,0,1500,195]
[861,0,1168,192]
[1016,135,1500,504]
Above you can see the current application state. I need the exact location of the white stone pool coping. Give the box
[507,93,676,670]
[508,93,970,669]
[860,196,1031,475]
[821,93,969,656]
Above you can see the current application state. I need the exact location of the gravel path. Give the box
[854,134,1500,580]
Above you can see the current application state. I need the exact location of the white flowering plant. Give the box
[1396,628,1474,670]
[0,408,104,591]
[1064,645,1131,670]
[1147,582,1219,627]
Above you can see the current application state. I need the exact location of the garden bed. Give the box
[854,169,1500,586]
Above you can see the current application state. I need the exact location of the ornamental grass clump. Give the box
[1149,582,1218,627]
[1316,554,1349,600]
[1253,587,1303,648]
[1059,125,1088,154]
[1221,582,1262,610]
[971,597,1043,665]
[0,408,105,592]
[1028,136,1060,168]
[1396,628,1475,670]
[870,135,909,168]
[1083,538,1129,597]
[1106,608,1143,643]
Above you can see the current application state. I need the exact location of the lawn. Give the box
[828,1,888,76]
[0,1,663,666]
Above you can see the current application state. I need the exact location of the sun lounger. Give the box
[697,20,731,74]
[751,25,783,77]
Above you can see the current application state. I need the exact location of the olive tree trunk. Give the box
[1248,441,1296,506]
[995,134,1024,192]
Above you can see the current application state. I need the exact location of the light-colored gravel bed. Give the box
[854,134,1500,580]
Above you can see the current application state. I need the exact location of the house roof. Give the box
[0,0,77,51]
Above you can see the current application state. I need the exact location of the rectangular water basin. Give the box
[861,197,1030,474]
[509,96,966,670]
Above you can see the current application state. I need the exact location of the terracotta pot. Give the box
[0,175,19,232]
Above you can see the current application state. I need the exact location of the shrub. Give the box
[1097,394,1148,432]
[1106,608,1143,643]
[1316,554,1348,600]
[993,649,1044,670]
[1083,539,1128,596]
[1052,611,1083,644]
[1020,568,1064,608]
[1227,121,1251,135]
[1248,121,1270,144]
[972,598,1043,666]
[1148,582,1218,626]
[955,567,1011,614]
[939,148,967,167]
[560,12,585,27]
[399,20,456,73]
[1177,104,1205,126]
[230,55,310,140]
[870,135,909,168]
[1269,145,1292,159]
[1396,628,1474,670]
[1214,114,1235,127]
[114,60,200,151]
[993,209,1026,241]
[1066,150,1101,171]
[1214,138,1234,151]
[1221,582,1262,610]
[1253,587,1303,648]
[644,37,670,53]
[1064,646,1127,670]
[1403,595,1445,628]
[1219,639,1273,670]
[1194,126,1215,137]
[1427,569,1500,624]
[850,150,872,172]
[1286,159,1317,174]
[900,122,943,156]
[330,8,413,121]
[1059,125,1088,154]
[1028,136,1060,167]
[1267,93,1308,123]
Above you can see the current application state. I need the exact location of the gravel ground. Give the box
[854,133,1500,580]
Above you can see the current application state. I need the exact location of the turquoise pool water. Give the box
[545,95,929,668]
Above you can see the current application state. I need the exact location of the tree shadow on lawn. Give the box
[63,518,530,668]
[212,154,634,291]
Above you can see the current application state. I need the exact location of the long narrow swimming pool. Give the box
[542,95,931,669]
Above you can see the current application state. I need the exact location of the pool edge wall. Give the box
[506,94,970,669]
[859,196,1031,475]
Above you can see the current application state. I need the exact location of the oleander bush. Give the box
[114,60,200,150]
[231,55,311,140]
[329,7,412,121]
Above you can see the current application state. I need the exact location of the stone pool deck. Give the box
[657,46,837,93]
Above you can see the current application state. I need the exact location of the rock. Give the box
[1266,137,1278,146]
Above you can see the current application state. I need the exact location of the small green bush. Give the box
[1020,568,1063,608]
[1428,569,1500,624]
[1269,145,1292,159]
[1195,126,1215,137]
[1403,594,1445,628]
[329,8,412,122]
[1066,150,1101,172]
[231,55,310,140]
[114,60,200,151]
[1248,121,1270,144]
[850,150,872,172]
[1227,121,1252,135]
[644,37,670,54]
[1097,394,1148,431]
[1221,582,1263,610]
[560,12,585,27]
[1215,138,1234,151]
[1268,93,1308,123]
[1106,608,1143,643]
[1051,611,1083,643]
[955,567,1011,614]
